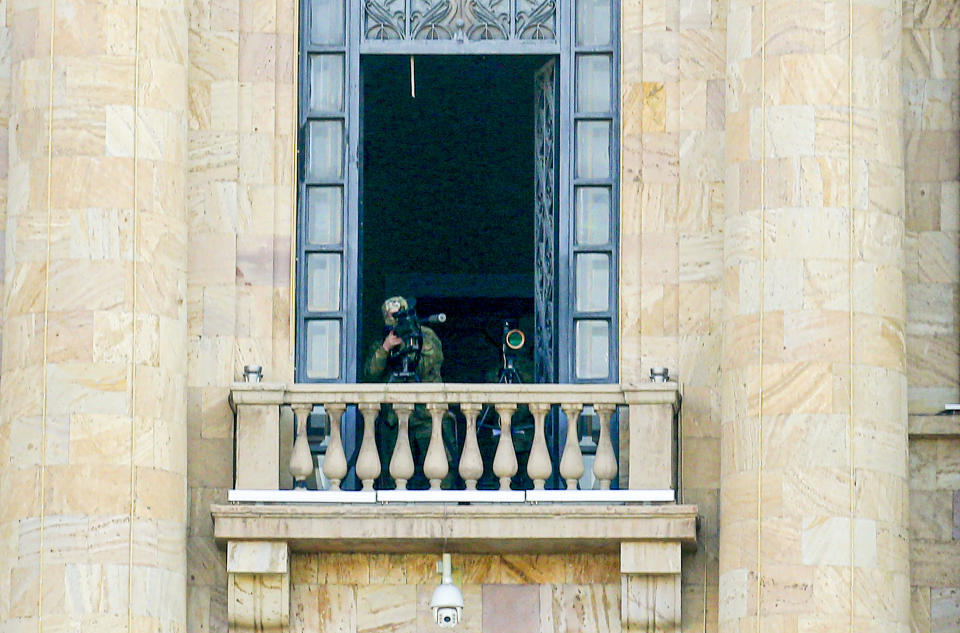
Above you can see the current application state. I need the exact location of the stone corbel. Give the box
[620,541,681,633]
[227,541,290,632]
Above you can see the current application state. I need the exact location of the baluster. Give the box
[423,404,448,490]
[389,403,415,490]
[559,404,585,490]
[458,403,483,490]
[322,404,347,490]
[289,404,314,489]
[593,404,618,489]
[355,403,381,491]
[526,403,552,489]
[492,403,518,491]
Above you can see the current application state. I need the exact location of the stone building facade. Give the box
[0,0,956,632]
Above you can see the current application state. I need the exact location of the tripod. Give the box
[477,353,522,432]
[497,354,523,385]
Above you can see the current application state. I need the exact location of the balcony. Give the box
[212,382,697,629]
[226,381,680,497]
[213,381,696,552]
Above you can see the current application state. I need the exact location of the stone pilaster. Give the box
[621,0,726,624]
[0,0,188,630]
[621,542,682,632]
[721,0,908,631]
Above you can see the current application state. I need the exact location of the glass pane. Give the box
[576,320,609,379]
[309,54,344,112]
[576,187,610,245]
[577,0,611,46]
[306,120,343,180]
[306,320,341,379]
[307,187,342,245]
[576,121,610,179]
[577,55,611,113]
[306,253,341,312]
[576,253,609,312]
[311,0,345,45]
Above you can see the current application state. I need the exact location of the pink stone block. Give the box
[482,584,539,633]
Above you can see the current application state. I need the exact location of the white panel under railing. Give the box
[229,382,680,503]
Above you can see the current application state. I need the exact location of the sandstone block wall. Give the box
[290,553,620,633]
[903,0,960,414]
[909,430,960,632]
[902,2,960,631]
[620,0,726,628]
[179,0,959,631]
[185,0,296,628]
[0,0,952,631]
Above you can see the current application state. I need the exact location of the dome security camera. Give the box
[430,554,463,628]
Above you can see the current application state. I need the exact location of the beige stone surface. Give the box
[721,0,913,633]
[909,433,960,632]
[903,2,960,632]
[621,542,682,575]
[212,503,698,552]
[904,0,960,415]
[289,553,622,633]
[226,540,288,574]
[1,0,189,630]
[185,0,296,628]
[0,0,953,630]
[228,571,289,629]
[620,0,725,629]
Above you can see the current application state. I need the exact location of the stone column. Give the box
[0,0,188,630]
[720,0,908,631]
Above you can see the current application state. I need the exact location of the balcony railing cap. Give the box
[621,382,681,407]
[230,381,680,408]
[229,383,287,410]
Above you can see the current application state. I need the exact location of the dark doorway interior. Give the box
[360,54,550,382]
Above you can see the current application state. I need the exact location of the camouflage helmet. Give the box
[381,296,408,326]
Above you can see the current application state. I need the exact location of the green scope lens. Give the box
[504,329,525,350]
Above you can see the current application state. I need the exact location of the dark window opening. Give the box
[360,55,550,383]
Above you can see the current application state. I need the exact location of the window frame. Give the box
[296,0,620,384]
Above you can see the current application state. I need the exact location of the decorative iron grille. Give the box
[534,60,557,383]
[363,0,557,41]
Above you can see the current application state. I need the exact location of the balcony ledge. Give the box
[228,381,682,408]
[211,502,698,554]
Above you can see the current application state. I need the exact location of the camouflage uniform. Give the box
[364,304,457,488]
[364,325,444,384]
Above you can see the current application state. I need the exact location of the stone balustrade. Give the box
[229,382,680,503]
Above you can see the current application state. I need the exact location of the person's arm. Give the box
[364,332,401,381]
[364,345,389,381]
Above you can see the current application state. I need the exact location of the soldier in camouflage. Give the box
[364,296,458,488]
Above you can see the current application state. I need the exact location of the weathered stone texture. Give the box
[621,0,725,630]
[0,0,954,630]
[721,0,910,632]
[903,0,960,415]
[1,0,189,630]
[290,553,620,633]
[910,436,960,633]
[903,2,960,632]
[186,0,296,630]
